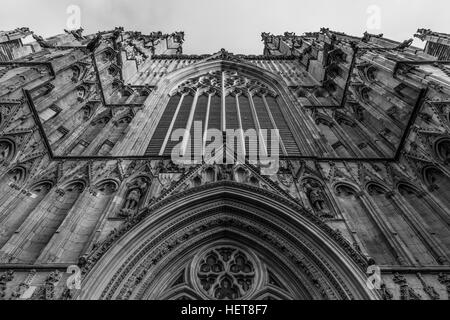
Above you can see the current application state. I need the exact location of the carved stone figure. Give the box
[124,188,141,210]
[303,179,333,218]
[119,177,149,217]
[216,165,234,181]
[0,270,14,299]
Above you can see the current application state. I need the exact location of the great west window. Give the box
[145,70,301,158]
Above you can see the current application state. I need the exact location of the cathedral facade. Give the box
[0,26,449,300]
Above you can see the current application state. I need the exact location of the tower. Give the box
[0,26,449,300]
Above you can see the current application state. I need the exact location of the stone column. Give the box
[357,191,415,265]
[387,191,449,264]
[0,187,61,262]
[35,187,92,263]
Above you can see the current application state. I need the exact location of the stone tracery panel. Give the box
[195,246,257,299]
[147,68,301,157]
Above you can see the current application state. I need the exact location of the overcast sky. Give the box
[1,0,449,54]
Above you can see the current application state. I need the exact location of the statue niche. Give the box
[217,164,234,181]
[119,177,149,218]
[0,139,15,164]
[435,138,450,164]
[303,178,333,218]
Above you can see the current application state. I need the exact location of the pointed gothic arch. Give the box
[118,58,311,157]
[40,178,120,263]
[0,179,53,249]
[433,137,450,164]
[421,165,450,219]
[334,182,399,265]
[314,115,351,157]
[365,181,437,265]
[396,181,450,250]
[78,182,377,300]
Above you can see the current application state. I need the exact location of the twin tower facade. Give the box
[0,26,449,300]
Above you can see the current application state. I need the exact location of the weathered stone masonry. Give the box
[0,26,449,300]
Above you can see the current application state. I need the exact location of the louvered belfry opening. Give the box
[145,69,301,159]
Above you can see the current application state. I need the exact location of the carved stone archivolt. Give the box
[75,182,374,300]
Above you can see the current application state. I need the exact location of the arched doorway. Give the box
[78,182,377,300]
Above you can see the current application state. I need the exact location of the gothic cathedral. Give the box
[0,27,449,300]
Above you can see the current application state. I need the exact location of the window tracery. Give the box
[196,247,256,299]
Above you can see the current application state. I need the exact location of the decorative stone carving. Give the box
[379,283,393,300]
[1,25,450,301]
[96,180,118,195]
[32,34,53,48]
[414,29,433,41]
[10,269,36,300]
[393,273,421,300]
[438,273,450,296]
[171,69,277,97]
[119,177,149,217]
[217,164,234,181]
[361,31,383,43]
[395,38,414,50]
[417,273,439,300]
[303,178,333,218]
[0,270,14,299]
[31,270,61,300]
[64,27,84,41]
[159,160,185,173]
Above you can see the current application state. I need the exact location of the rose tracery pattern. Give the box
[171,71,278,97]
[197,247,255,299]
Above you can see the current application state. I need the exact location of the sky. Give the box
[0,0,449,55]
